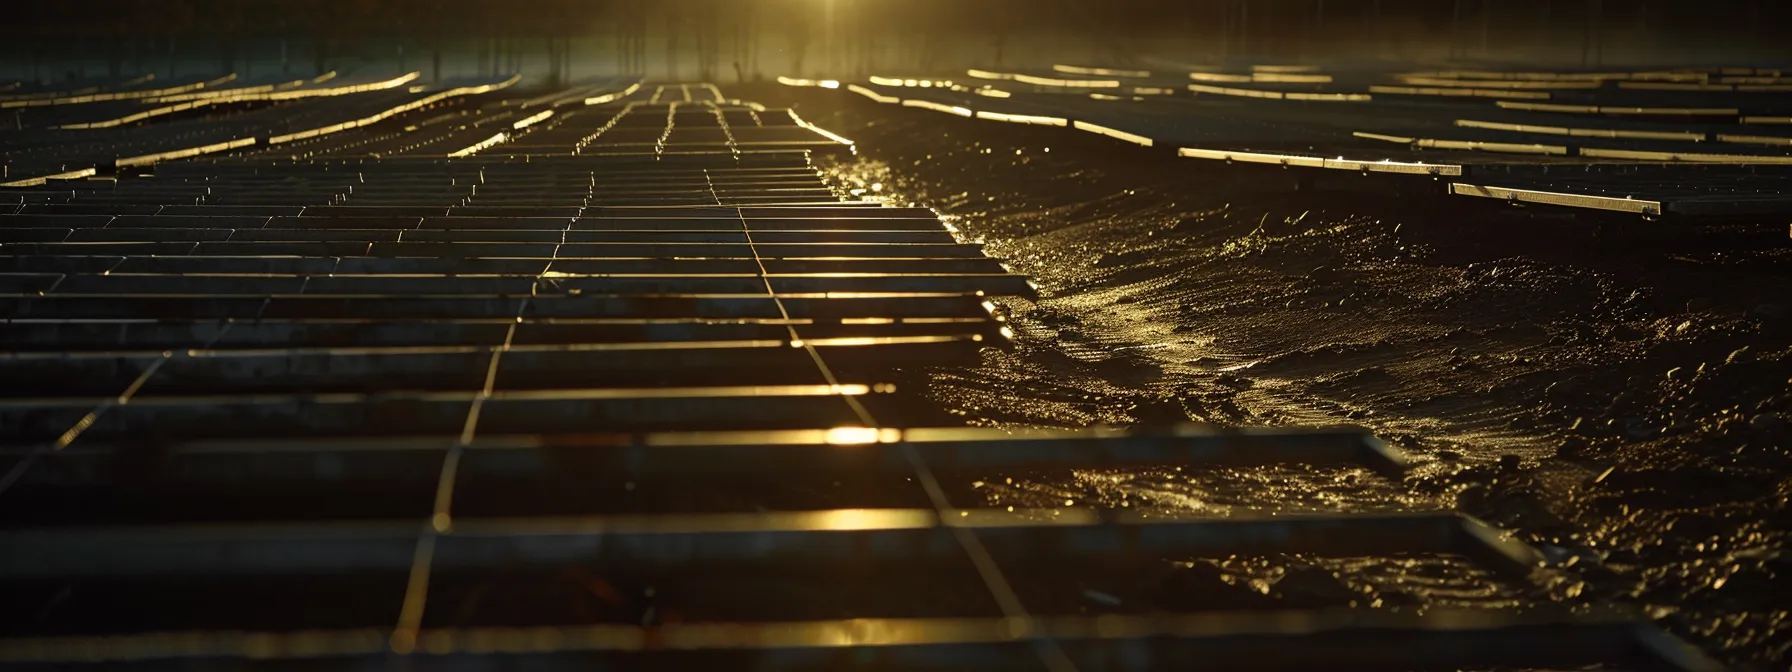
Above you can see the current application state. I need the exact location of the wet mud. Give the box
[756,86,1792,667]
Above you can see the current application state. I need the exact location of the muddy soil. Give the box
[753,86,1792,668]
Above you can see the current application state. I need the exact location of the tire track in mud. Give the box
[769,87,1792,666]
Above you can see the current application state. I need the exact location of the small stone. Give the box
[1113,295,1138,305]
[1725,346,1752,365]
[1498,454,1523,471]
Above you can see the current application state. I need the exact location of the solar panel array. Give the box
[0,82,1719,671]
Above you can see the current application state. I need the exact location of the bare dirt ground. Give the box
[754,86,1792,668]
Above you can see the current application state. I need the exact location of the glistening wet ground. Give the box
[752,85,1792,668]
